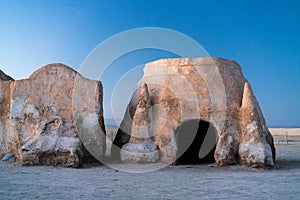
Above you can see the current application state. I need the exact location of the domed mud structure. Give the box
[112,57,276,167]
[0,64,105,167]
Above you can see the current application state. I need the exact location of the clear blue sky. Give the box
[0,0,299,127]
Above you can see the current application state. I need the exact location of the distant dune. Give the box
[269,128,300,136]
[269,128,300,144]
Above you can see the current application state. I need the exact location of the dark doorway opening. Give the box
[175,119,217,164]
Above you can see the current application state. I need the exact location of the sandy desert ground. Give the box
[1,128,299,200]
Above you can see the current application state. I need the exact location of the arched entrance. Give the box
[175,119,217,164]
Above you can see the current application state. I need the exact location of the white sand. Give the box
[1,144,300,199]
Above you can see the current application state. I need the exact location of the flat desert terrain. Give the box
[0,128,299,199]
